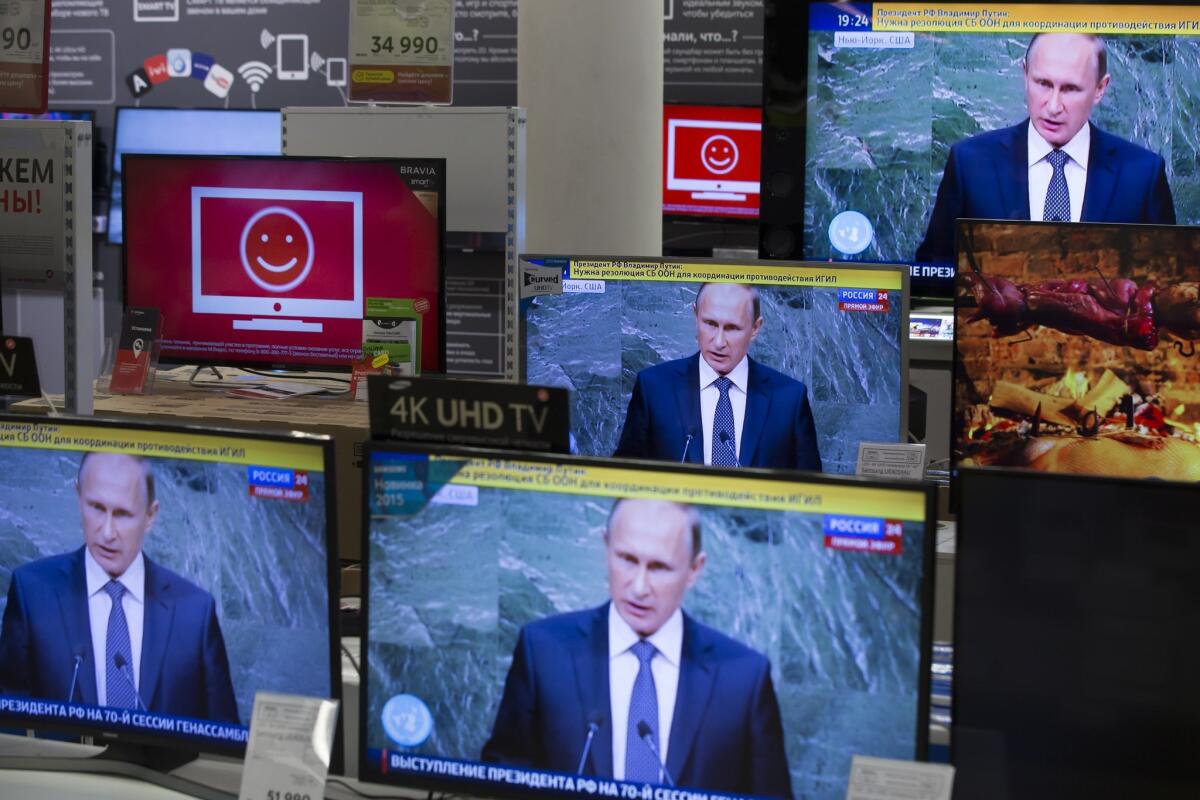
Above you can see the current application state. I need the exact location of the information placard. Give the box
[238,692,340,800]
[368,375,570,452]
[845,755,954,800]
[0,0,49,113]
[349,0,454,104]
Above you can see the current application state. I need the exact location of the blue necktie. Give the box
[711,376,738,467]
[104,580,138,709]
[625,640,661,783]
[1044,149,1071,222]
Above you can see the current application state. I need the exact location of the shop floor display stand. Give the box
[281,107,525,381]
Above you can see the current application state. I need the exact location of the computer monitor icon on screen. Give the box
[666,117,762,201]
[191,187,363,333]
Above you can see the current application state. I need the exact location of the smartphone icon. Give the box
[326,57,347,87]
[276,34,309,80]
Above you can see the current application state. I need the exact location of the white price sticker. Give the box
[238,692,339,800]
[351,0,452,67]
[0,0,45,65]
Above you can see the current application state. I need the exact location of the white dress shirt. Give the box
[698,354,749,465]
[84,548,145,705]
[609,603,683,781]
[1028,122,1089,222]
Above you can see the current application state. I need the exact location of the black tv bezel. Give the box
[119,152,448,374]
[662,101,764,225]
[106,106,285,247]
[357,440,937,799]
[0,412,344,770]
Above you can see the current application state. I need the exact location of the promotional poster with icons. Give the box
[47,1,352,110]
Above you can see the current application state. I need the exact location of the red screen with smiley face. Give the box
[124,156,444,370]
[663,104,762,220]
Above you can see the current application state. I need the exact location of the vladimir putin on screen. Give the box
[614,282,821,470]
[482,498,792,798]
[0,452,239,723]
[916,32,1176,264]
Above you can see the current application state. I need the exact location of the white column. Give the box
[518,0,663,256]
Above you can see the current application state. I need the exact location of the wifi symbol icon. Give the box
[238,60,272,92]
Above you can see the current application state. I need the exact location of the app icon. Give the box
[204,63,234,98]
[143,54,170,85]
[191,52,214,80]
[166,48,192,78]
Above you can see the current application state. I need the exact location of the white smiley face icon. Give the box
[239,206,315,293]
[700,134,739,175]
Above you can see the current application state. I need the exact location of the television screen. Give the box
[107,108,282,245]
[0,110,94,121]
[123,154,445,371]
[954,467,1200,799]
[785,3,1200,297]
[521,256,908,474]
[0,415,340,760]
[952,219,1200,480]
[663,104,761,220]
[360,443,934,800]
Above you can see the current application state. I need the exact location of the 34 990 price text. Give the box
[370,35,439,55]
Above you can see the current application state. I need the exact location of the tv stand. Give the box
[0,735,235,799]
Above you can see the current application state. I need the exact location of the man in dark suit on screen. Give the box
[916,32,1176,264]
[613,282,821,471]
[482,498,792,798]
[0,452,240,723]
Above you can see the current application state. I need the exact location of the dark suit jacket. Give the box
[916,120,1177,264]
[613,354,821,471]
[0,547,240,724]
[481,603,793,798]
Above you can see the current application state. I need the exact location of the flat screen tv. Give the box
[0,415,341,774]
[762,2,1200,298]
[521,255,909,475]
[360,443,935,800]
[955,467,1200,799]
[107,107,282,245]
[663,104,762,220]
[123,154,445,371]
[952,219,1200,480]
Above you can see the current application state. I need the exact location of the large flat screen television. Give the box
[0,415,341,770]
[763,2,1200,298]
[107,107,283,245]
[952,219,1200,480]
[521,256,909,475]
[123,154,445,371]
[663,104,761,220]
[360,443,935,800]
[954,467,1200,799]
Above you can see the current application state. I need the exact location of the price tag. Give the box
[349,0,454,104]
[237,692,340,800]
[0,0,50,113]
[845,755,954,800]
[855,442,927,480]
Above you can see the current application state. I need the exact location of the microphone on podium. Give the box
[679,429,696,463]
[576,713,604,775]
[718,431,741,468]
[636,720,675,787]
[66,649,85,703]
[112,652,148,711]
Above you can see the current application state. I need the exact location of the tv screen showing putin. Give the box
[0,416,340,758]
[796,3,1199,294]
[520,256,909,475]
[360,443,935,800]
